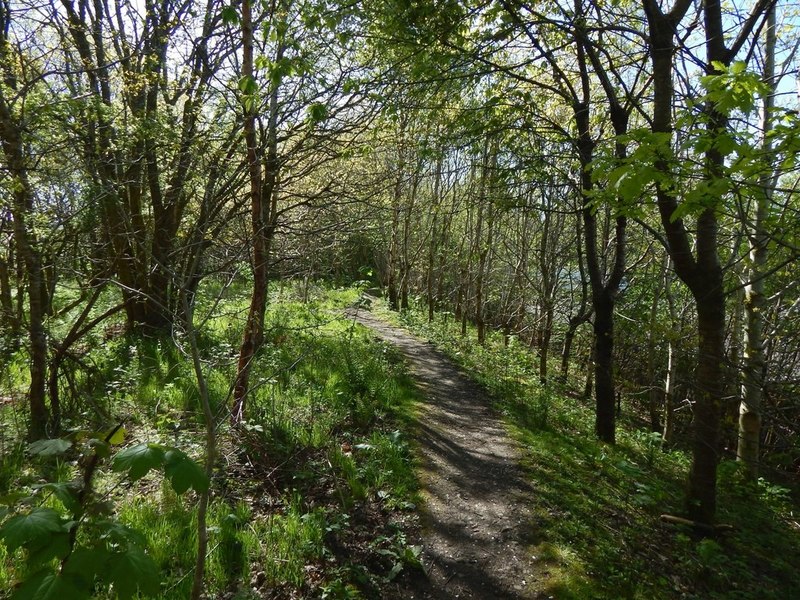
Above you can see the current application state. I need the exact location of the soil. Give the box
[348,306,550,599]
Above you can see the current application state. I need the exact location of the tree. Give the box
[640,0,775,523]
[1,3,52,437]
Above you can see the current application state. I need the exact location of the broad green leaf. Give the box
[106,546,160,600]
[26,531,71,566]
[33,482,80,513]
[0,490,29,507]
[89,439,111,459]
[0,508,64,552]
[164,450,209,495]
[11,569,87,600]
[237,75,258,96]
[106,426,126,446]
[63,548,109,589]
[96,520,147,547]
[112,444,165,481]
[308,102,328,124]
[27,439,72,457]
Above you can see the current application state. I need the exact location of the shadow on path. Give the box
[349,308,548,599]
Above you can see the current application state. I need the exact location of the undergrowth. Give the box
[384,297,800,600]
[1,283,424,599]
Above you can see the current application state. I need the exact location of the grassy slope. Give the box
[381,300,800,600]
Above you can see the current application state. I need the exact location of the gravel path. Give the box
[349,307,547,599]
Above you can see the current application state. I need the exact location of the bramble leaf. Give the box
[26,531,71,566]
[112,444,165,481]
[27,439,72,457]
[11,569,87,600]
[164,449,208,495]
[33,482,80,513]
[106,546,160,600]
[63,548,109,589]
[0,508,64,552]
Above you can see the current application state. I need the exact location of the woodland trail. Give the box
[347,306,549,599]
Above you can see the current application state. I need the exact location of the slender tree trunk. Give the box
[400,169,419,311]
[572,15,629,443]
[738,5,776,477]
[593,294,616,442]
[232,0,282,424]
[427,151,444,322]
[0,255,14,331]
[387,177,402,310]
[561,206,590,383]
[0,86,49,438]
[647,263,665,432]
[690,283,726,523]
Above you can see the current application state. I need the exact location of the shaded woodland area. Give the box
[1,0,799,598]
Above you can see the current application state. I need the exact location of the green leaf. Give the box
[96,520,147,547]
[33,482,80,513]
[106,426,126,446]
[112,444,165,481]
[254,55,271,71]
[27,439,72,457]
[106,546,160,600]
[0,491,29,507]
[89,439,111,459]
[308,102,328,124]
[0,508,64,552]
[26,531,71,566]
[164,449,209,495]
[12,569,88,600]
[221,5,239,25]
[63,548,109,589]
[237,75,258,96]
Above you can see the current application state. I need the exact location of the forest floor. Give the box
[347,304,551,599]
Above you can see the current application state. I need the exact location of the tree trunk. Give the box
[232,0,282,425]
[647,263,665,432]
[0,65,49,437]
[0,255,14,332]
[690,285,726,523]
[593,294,615,443]
[738,5,776,478]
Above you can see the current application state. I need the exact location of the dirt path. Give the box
[349,308,548,599]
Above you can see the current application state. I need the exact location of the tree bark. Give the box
[738,4,776,478]
[0,94,49,438]
[232,0,282,424]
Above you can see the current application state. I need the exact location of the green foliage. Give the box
[699,61,768,116]
[0,430,206,600]
[112,444,208,494]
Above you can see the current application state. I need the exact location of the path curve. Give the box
[349,307,546,599]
